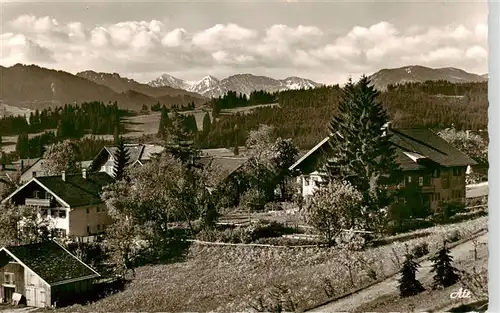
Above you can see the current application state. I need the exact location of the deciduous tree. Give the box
[304,181,365,246]
[41,140,81,175]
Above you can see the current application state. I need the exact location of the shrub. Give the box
[240,188,267,211]
[446,230,462,243]
[411,242,430,258]
[436,200,466,222]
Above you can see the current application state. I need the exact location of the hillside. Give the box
[148,73,323,98]
[369,66,487,91]
[76,70,205,101]
[0,64,206,112]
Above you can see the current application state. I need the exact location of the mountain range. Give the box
[0,63,488,112]
[0,64,207,111]
[147,73,323,98]
[367,65,487,91]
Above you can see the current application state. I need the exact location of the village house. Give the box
[1,170,114,239]
[19,158,93,184]
[0,240,100,308]
[289,127,477,212]
[89,144,164,177]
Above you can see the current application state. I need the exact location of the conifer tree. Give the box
[325,76,400,224]
[113,137,130,181]
[399,252,425,297]
[157,106,170,138]
[202,112,211,135]
[430,241,460,289]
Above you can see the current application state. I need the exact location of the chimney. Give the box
[82,168,87,179]
[61,171,66,181]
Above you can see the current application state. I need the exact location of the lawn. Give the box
[55,216,487,313]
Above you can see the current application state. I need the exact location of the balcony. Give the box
[420,185,435,193]
[25,198,51,207]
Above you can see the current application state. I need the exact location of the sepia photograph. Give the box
[0,0,490,312]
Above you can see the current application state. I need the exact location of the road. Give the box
[308,232,488,313]
[466,182,488,198]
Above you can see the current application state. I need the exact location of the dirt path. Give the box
[308,232,488,313]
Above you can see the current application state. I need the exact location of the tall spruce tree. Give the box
[399,252,425,297]
[113,137,130,181]
[430,242,460,289]
[326,76,400,222]
[164,113,201,168]
[157,106,170,138]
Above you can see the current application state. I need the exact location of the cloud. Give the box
[0,15,488,84]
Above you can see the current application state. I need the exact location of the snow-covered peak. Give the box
[282,76,322,90]
[188,75,221,94]
[148,73,191,90]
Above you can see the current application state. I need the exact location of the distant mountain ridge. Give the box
[368,65,487,91]
[147,73,324,98]
[0,64,206,111]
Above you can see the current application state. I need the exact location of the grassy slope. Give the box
[56,216,487,313]
[351,237,488,313]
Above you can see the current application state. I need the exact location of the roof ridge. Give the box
[391,128,448,156]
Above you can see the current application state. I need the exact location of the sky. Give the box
[0,0,489,85]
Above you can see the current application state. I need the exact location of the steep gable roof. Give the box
[0,241,99,285]
[290,128,477,174]
[34,172,114,207]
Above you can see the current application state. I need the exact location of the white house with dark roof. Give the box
[89,144,164,177]
[290,127,477,212]
[0,240,100,307]
[2,170,114,238]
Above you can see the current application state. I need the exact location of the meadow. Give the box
[56,216,487,313]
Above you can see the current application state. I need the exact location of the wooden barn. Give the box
[0,240,100,308]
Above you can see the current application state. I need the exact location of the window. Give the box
[41,208,48,217]
[442,176,450,189]
[97,224,101,231]
[86,226,91,235]
[33,190,40,199]
[86,207,91,214]
[50,210,59,218]
[405,175,412,185]
[452,190,463,199]
[432,169,441,178]
[96,206,101,213]
[4,273,14,285]
[304,177,310,186]
[453,167,462,176]
[418,177,424,186]
[45,193,53,200]
[59,210,67,218]
[423,175,431,185]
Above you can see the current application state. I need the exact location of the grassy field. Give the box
[55,216,487,313]
[119,103,280,137]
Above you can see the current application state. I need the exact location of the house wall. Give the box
[396,166,467,211]
[24,267,51,307]
[9,182,70,236]
[297,166,467,212]
[0,262,25,302]
[20,161,45,183]
[51,279,93,306]
[68,204,112,237]
[299,172,326,197]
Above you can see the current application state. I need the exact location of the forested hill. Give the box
[201,80,488,150]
